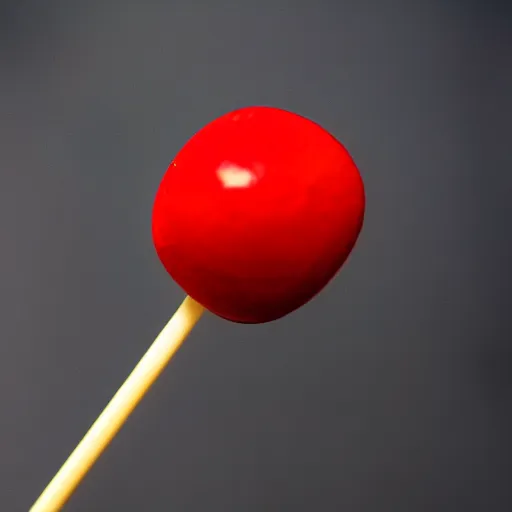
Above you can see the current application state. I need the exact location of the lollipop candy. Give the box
[153,106,365,323]
[30,106,365,511]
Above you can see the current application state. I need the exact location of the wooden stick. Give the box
[30,296,205,512]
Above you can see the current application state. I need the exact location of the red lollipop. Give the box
[153,106,365,323]
[30,106,365,512]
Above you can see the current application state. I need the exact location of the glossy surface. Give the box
[152,106,365,323]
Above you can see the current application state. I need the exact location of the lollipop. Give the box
[30,106,365,511]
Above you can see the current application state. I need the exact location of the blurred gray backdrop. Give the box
[1,0,511,510]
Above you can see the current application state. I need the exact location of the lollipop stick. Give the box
[30,295,205,512]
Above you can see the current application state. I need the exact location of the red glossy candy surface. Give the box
[152,106,365,323]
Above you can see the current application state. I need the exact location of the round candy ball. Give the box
[152,106,365,323]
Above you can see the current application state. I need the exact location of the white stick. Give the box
[30,296,205,512]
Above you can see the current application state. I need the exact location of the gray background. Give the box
[1,0,511,510]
